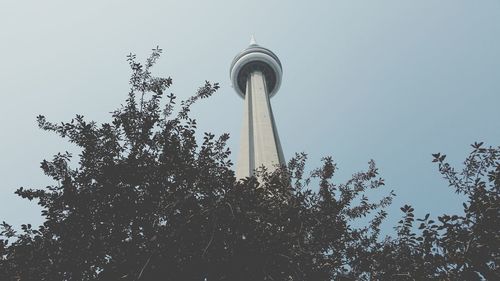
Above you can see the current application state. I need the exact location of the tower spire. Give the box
[250,34,257,46]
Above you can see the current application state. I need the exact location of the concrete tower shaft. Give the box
[230,38,285,178]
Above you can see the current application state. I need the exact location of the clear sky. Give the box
[1,0,499,235]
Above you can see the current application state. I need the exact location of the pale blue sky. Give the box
[1,0,499,235]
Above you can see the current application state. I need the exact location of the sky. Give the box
[1,0,499,235]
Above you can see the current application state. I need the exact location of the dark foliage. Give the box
[369,143,500,280]
[1,49,498,280]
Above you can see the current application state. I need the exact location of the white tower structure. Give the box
[230,37,285,178]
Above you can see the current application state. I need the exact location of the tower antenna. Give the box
[250,34,257,45]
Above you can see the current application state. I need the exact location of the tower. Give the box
[230,37,285,178]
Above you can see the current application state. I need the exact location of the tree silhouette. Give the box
[369,144,499,280]
[1,48,498,281]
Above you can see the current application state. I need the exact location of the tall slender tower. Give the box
[230,37,285,178]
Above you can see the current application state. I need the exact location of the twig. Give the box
[136,254,152,281]
[202,217,217,257]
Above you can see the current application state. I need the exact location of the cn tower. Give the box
[230,36,285,178]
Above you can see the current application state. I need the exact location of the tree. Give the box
[368,144,499,280]
[1,48,498,281]
[0,48,393,280]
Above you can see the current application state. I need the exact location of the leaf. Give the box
[432,153,441,162]
[472,141,484,149]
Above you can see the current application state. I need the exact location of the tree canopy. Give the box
[1,48,498,280]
